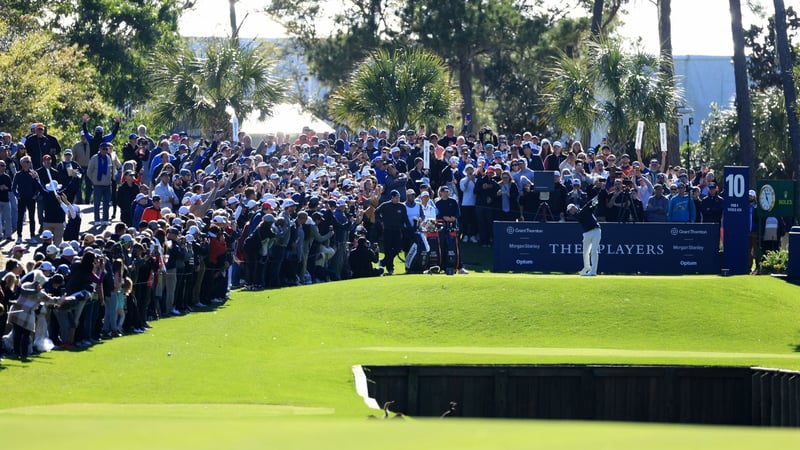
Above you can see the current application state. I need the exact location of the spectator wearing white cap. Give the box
[40,178,69,245]
[459,164,478,243]
[34,230,55,257]
[418,190,437,222]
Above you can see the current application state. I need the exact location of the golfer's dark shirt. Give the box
[576,204,600,232]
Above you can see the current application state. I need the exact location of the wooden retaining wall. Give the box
[361,365,800,426]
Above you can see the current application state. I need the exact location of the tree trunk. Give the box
[459,57,474,133]
[657,0,681,167]
[773,0,800,218]
[591,0,605,37]
[229,0,238,39]
[729,0,756,185]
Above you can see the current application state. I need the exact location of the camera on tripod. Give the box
[531,171,557,221]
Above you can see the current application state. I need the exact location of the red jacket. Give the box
[141,207,162,223]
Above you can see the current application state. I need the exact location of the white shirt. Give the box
[405,202,422,228]
[459,175,477,206]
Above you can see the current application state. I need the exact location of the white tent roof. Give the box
[240,103,332,139]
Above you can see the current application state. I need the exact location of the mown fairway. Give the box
[2,275,800,448]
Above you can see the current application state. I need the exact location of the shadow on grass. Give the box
[460,242,493,273]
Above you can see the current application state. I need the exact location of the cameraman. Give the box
[348,237,383,278]
[610,178,641,223]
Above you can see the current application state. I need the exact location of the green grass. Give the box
[2,274,800,447]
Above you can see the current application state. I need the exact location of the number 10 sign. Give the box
[723,166,750,275]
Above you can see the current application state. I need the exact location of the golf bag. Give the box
[438,221,461,274]
[425,230,442,268]
[405,231,430,274]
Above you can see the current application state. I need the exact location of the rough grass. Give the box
[2,274,800,447]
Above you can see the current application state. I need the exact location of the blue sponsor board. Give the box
[722,166,750,275]
[493,222,720,274]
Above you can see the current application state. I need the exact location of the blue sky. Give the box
[180,0,772,56]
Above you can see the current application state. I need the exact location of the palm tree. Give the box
[329,48,458,134]
[729,0,756,185]
[699,88,794,180]
[542,51,597,145]
[657,0,681,166]
[542,39,682,154]
[150,38,284,135]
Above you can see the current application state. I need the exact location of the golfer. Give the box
[567,197,601,276]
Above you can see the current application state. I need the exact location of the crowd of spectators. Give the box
[0,117,747,361]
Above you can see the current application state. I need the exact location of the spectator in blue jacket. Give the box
[667,183,696,223]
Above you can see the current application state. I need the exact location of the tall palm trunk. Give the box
[658,0,680,166]
[458,55,474,130]
[773,0,800,218]
[729,0,756,185]
[591,0,605,37]
[229,0,238,39]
